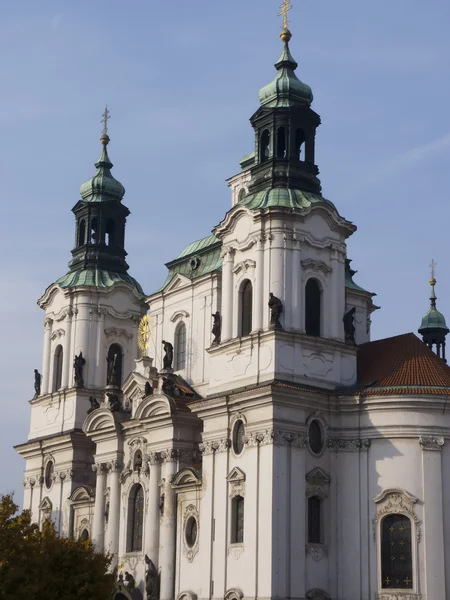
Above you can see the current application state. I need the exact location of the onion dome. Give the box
[79,133,125,202]
[258,28,313,108]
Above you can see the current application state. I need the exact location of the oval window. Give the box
[185,516,198,548]
[309,420,324,455]
[233,420,245,455]
[45,460,54,489]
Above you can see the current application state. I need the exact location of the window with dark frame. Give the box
[129,485,144,552]
[381,514,413,589]
[308,420,324,455]
[241,280,253,337]
[232,496,244,544]
[53,345,63,392]
[308,496,321,544]
[305,278,321,336]
[233,421,245,455]
[175,323,187,370]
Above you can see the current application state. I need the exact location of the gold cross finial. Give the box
[278,0,293,30]
[101,105,111,137]
[430,259,437,281]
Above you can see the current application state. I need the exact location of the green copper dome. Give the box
[418,278,449,334]
[258,39,313,108]
[79,135,125,202]
[239,187,335,211]
[56,268,144,295]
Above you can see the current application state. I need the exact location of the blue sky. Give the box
[1,0,450,498]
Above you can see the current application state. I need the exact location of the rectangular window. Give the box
[308,496,321,544]
[231,496,244,543]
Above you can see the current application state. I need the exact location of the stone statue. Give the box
[162,375,176,397]
[269,293,283,329]
[107,392,121,412]
[34,369,41,398]
[145,554,159,600]
[124,572,136,591]
[343,307,356,344]
[144,381,153,397]
[106,353,118,386]
[73,352,86,388]
[87,396,100,414]
[212,311,221,345]
[162,340,173,370]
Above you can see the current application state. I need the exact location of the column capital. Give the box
[106,460,123,473]
[220,247,236,261]
[160,449,180,463]
[419,436,445,451]
[92,462,108,474]
[44,317,53,329]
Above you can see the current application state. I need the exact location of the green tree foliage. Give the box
[0,494,116,600]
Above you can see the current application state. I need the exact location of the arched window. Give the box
[308,496,321,544]
[381,514,413,589]
[231,496,244,543]
[106,218,115,246]
[238,188,246,203]
[305,279,321,337]
[260,130,271,163]
[90,217,98,243]
[78,219,86,246]
[44,461,54,490]
[53,345,63,391]
[128,484,144,552]
[106,343,123,387]
[295,129,305,160]
[175,323,187,370]
[240,280,253,337]
[277,127,286,158]
[80,529,89,541]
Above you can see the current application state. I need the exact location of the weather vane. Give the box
[278,0,293,29]
[101,105,111,137]
[430,259,437,281]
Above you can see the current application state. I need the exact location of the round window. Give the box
[309,420,324,455]
[185,516,198,548]
[45,460,54,489]
[233,420,245,455]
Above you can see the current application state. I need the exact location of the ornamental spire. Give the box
[430,259,437,309]
[100,105,111,146]
[278,0,293,43]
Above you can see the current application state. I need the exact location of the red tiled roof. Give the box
[357,333,450,395]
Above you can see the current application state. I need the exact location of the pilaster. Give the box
[92,462,107,551]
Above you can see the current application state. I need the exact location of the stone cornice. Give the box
[419,436,444,451]
[199,439,231,455]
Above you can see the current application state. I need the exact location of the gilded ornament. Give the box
[138,314,151,357]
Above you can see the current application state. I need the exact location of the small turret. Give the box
[418,260,449,362]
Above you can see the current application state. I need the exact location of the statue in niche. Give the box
[34,369,41,398]
[343,307,356,344]
[73,353,86,388]
[161,340,173,370]
[106,353,118,386]
[133,451,143,471]
[87,396,100,414]
[162,375,176,397]
[107,392,121,412]
[268,293,283,329]
[144,381,153,397]
[212,311,221,345]
[145,554,160,600]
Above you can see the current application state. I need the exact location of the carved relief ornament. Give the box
[376,594,422,600]
[327,438,370,452]
[419,436,444,451]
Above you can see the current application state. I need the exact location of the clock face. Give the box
[137,314,150,357]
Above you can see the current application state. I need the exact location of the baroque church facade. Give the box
[15,18,450,600]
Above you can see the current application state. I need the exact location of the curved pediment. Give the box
[69,485,95,502]
[83,408,117,434]
[172,467,202,488]
[134,394,175,420]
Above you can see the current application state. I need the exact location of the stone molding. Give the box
[373,489,421,543]
[227,545,244,560]
[183,504,199,562]
[305,544,328,562]
[328,438,370,452]
[104,327,133,340]
[224,588,244,600]
[376,595,422,600]
[419,436,444,451]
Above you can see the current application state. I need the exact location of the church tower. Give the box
[418,261,448,361]
[16,114,146,535]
